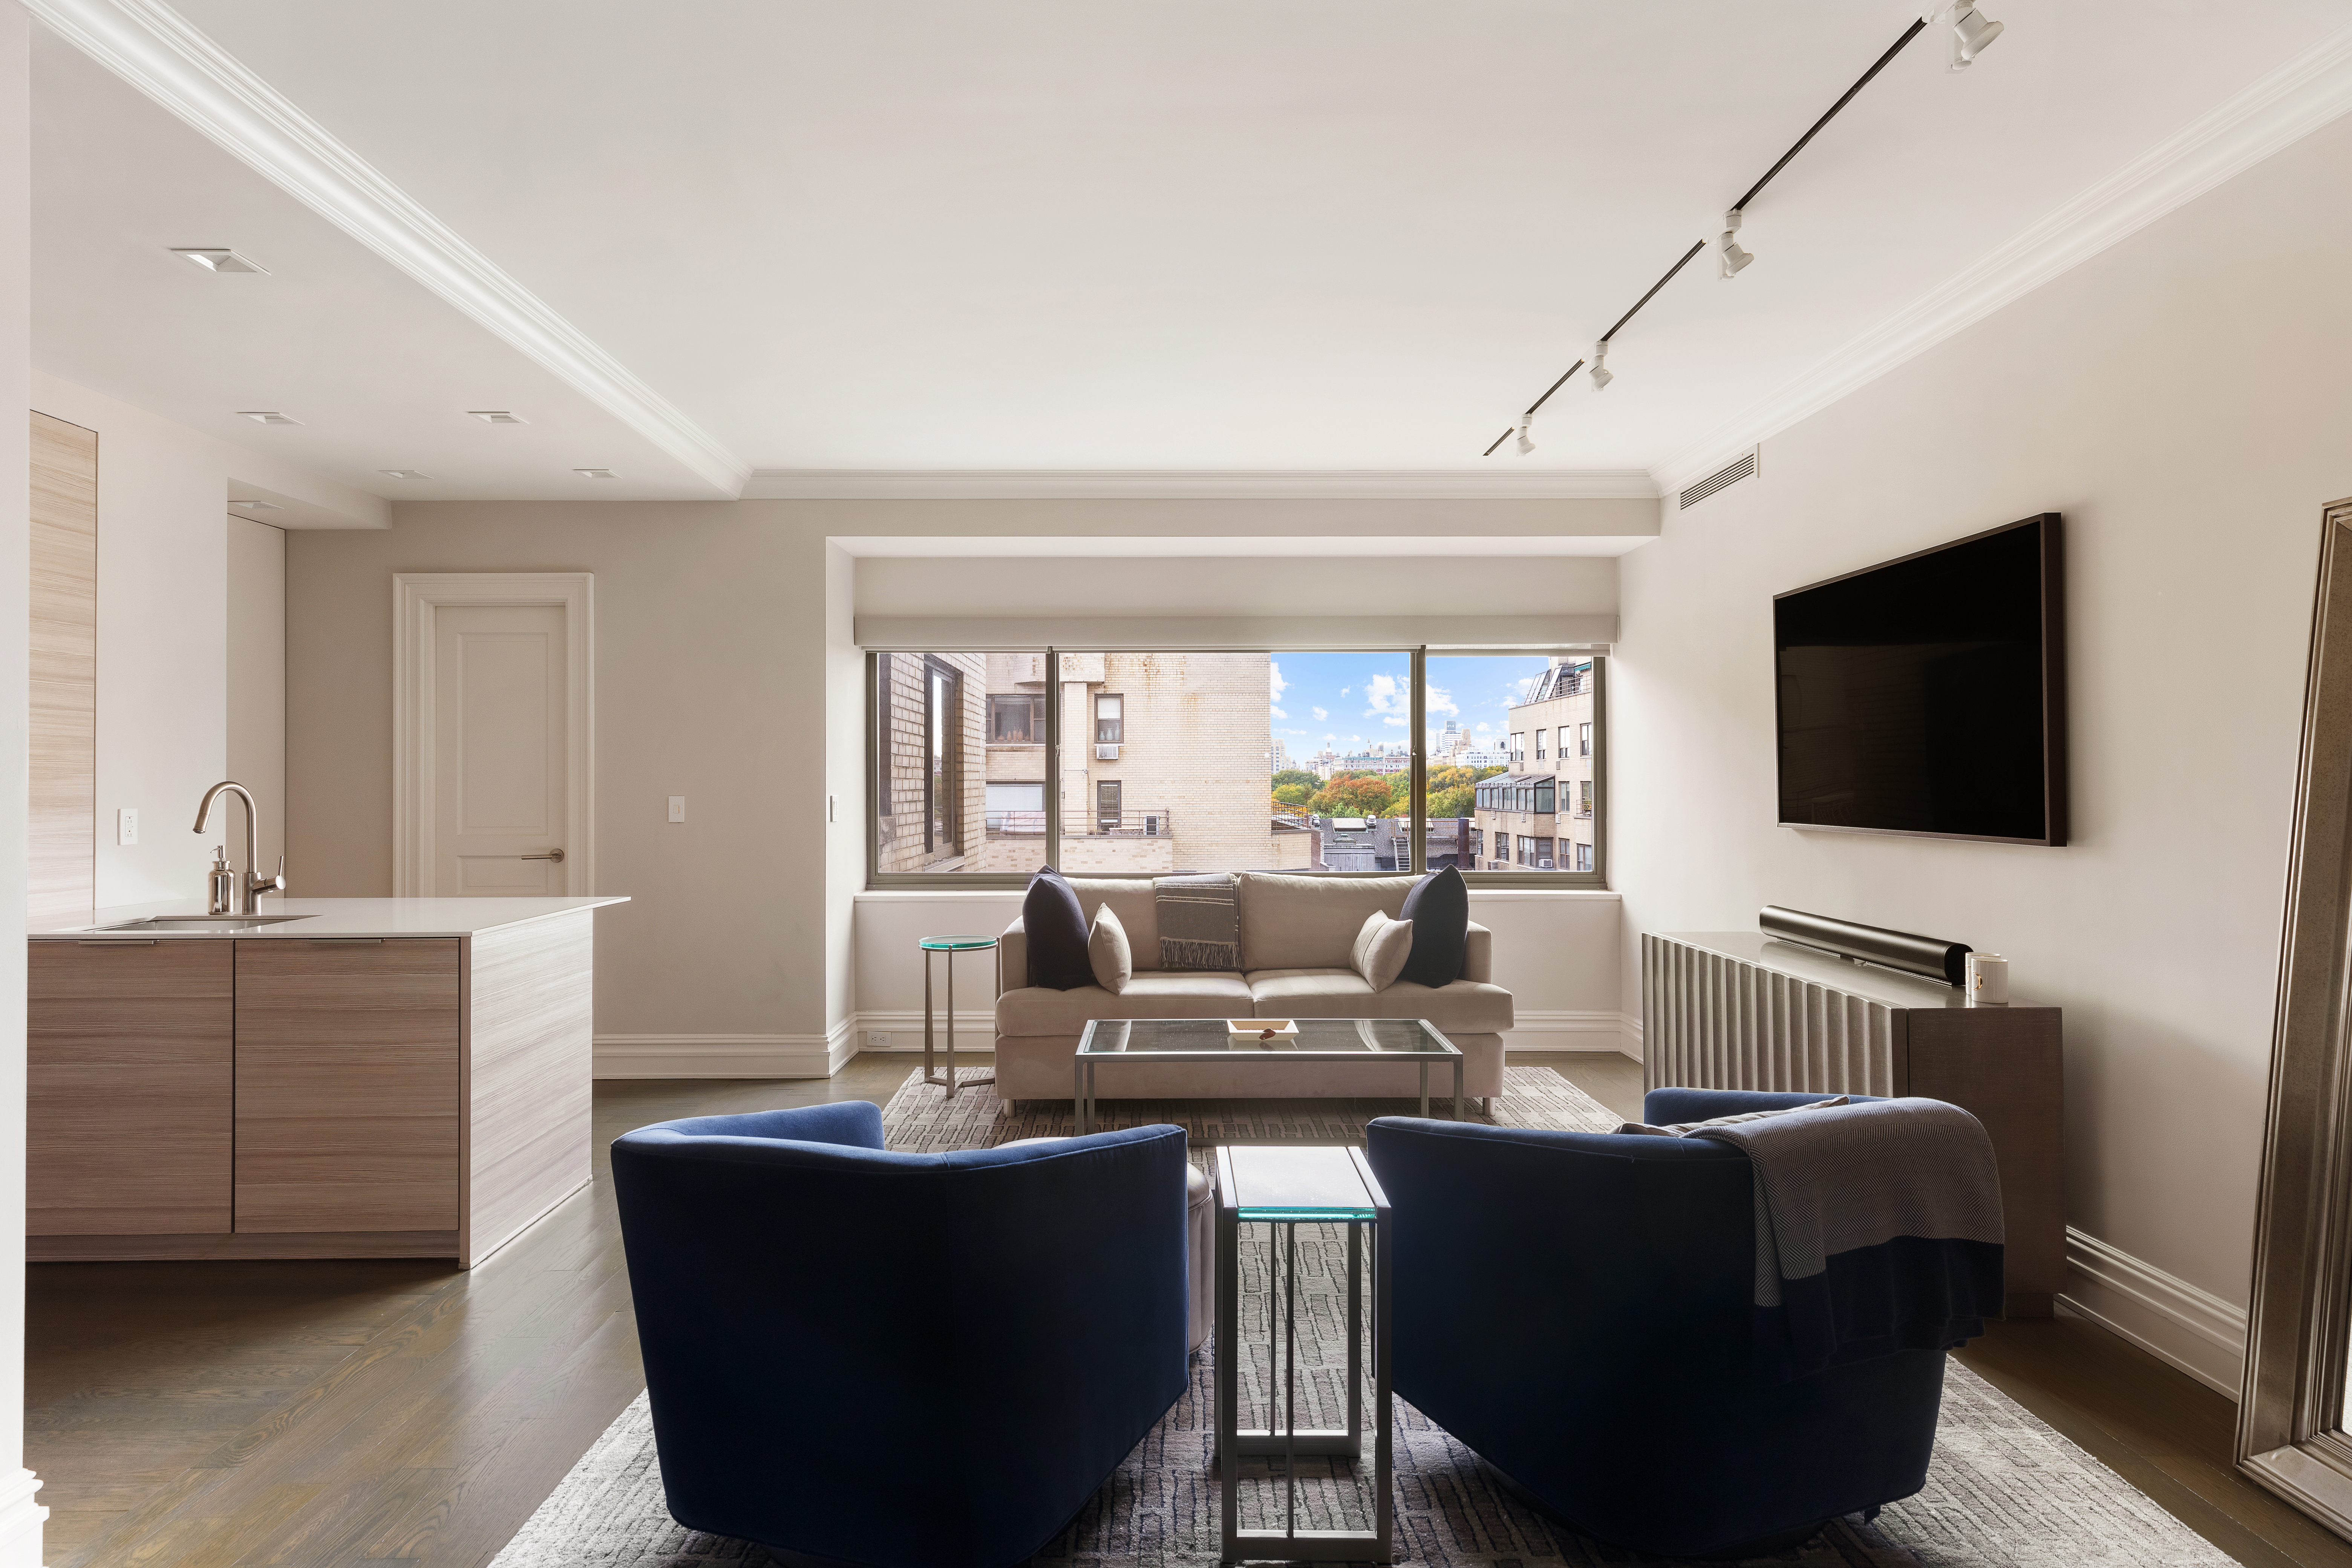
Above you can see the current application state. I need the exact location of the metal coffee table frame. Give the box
[1073,1017,1465,1135]
[1213,1144,1393,1565]
[919,935,997,1098]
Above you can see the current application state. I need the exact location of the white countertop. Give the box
[32,896,628,939]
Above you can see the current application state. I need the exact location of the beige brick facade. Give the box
[879,649,1284,877]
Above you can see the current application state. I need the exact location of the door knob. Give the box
[521,848,566,862]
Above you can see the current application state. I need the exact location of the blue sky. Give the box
[1268,652,1554,758]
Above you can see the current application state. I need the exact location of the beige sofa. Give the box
[993,871,1511,1102]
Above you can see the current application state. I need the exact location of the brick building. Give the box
[1471,657,1596,872]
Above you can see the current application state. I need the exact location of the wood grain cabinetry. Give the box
[28,906,599,1268]
[234,938,462,1234]
[29,940,234,1235]
[29,411,96,925]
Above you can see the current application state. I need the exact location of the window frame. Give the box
[866,647,1609,890]
[988,692,1043,744]
[1095,692,1124,746]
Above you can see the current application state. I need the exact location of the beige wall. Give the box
[287,495,1646,1072]
[1613,113,2352,1389]
[0,17,31,1562]
[225,516,285,879]
[286,503,823,1047]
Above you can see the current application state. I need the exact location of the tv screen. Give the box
[1774,514,2065,845]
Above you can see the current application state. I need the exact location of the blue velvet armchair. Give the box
[1364,1089,1948,1559]
[612,1101,1190,1568]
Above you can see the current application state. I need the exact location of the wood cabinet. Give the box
[29,940,234,1235]
[234,938,462,1236]
[28,905,599,1267]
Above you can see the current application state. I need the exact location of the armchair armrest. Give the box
[1641,1086,1884,1126]
[1462,921,1493,984]
[998,915,1027,994]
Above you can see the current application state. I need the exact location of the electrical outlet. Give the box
[868,1032,891,1051]
[668,796,686,822]
[116,807,138,846]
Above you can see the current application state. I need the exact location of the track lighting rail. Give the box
[1485,11,1989,456]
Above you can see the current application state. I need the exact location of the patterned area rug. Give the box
[489,1069,2236,1568]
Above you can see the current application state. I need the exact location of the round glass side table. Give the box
[919,934,998,1098]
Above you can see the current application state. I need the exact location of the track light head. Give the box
[1717,210,1753,279]
[1515,416,1535,456]
[1954,5,2002,65]
[1927,3,2003,70]
[1589,341,1614,391]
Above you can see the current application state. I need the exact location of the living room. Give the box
[8,2,2352,1566]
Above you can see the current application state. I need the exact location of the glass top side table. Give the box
[918,934,997,1098]
[1214,1142,1393,1564]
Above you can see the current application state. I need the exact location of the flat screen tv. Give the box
[1774,514,2066,846]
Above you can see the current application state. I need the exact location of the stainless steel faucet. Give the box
[193,781,286,914]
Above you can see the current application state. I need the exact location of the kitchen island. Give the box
[30,896,625,1268]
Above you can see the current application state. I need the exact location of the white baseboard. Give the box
[2059,1225,2248,1398]
[595,1022,853,1080]
[856,1008,997,1051]
[0,1470,45,1568]
[1506,1010,1643,1062]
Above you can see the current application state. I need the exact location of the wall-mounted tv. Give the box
[1775,514,2066,846]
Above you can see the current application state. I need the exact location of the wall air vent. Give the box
[1678,446,1759,510]
[1095,744,1120,761]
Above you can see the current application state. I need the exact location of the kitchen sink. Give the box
[95,915,309,931]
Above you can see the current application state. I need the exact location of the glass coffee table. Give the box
[1073,1017,1464,1134]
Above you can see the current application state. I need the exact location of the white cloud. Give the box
[1270,661,1288,700]
[1270,704,1288,719]
[1279,727,1308,737]
[1311,706,1328,721]
[1361,672,1406,717]
[1425,683,1459,717]
[1381,715,1406,727]
[1475,720,1495,733]
[1339,686,1351,697]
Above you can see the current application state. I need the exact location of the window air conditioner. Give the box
[1095,744,1120,761]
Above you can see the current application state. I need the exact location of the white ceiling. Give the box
[28,0,2352,501]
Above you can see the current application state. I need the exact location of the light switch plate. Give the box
[117,807,138,846]
[668,796,686,822]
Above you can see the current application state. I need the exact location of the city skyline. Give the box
[1268,652,1557,762]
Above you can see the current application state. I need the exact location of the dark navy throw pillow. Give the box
[1022,868,1095,991]
[1396,865,1469,988]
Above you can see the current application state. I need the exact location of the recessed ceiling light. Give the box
[573,467,619,480]
[227,499,284,510]
[379,469,431,479]
[237,411,301,425]
[172,247,268,274]
[467,410,527,424]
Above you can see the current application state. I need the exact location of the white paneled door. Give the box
[394,573,594,899]
[433,604,567,895]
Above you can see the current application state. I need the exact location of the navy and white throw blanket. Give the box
[1626,1097,2006,1384]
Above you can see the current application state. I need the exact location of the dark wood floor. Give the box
[23,1052,2349,1568]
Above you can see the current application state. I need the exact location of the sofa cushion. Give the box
[1088,903,1133,994]
[1246,968,1515,1034]
[998,972,1253,1037]
[1236,872,1419,972]
[1350,911,1415,992]
[1067,877,1159,958]
[1022,868,1093,991]
[1396,865,1469,988]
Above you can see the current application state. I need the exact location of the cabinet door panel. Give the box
[30,940,234,1234]
[235,939,461,1233]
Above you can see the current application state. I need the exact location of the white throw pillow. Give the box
[1089,903,1133,994]
[1350,910,1415,992]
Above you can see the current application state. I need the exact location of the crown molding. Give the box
[28,0,752,498]
[1651,17,2352,496]
[744,469,1660,501]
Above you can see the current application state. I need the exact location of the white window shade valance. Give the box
[852,614,1617,651]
